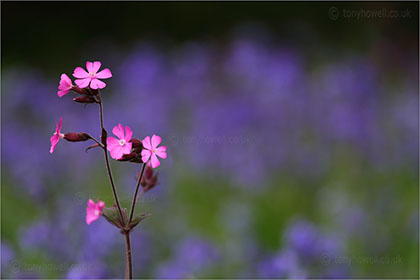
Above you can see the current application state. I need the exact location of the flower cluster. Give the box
[51,61,167,172]
[49,60,168,278]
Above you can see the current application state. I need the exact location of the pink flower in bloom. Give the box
[72,61,112,89]
[57,74,73,97]
[50,117,64,154]
[86,199,105,225]
[141,135,167,168]
[106,124,133,160]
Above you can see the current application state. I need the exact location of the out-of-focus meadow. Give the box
[1,2,419,278]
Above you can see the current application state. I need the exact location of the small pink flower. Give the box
[50,117,64,154]
[73,61,112,89]
[141,134,167,168]
[106,124,133,160]
[86,199,105,225]
[57,74,73,97]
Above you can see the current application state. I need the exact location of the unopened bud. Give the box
[73,96,96,104]
[64,132,90,142]
[118,153,138,161]
[145,165,153,178]
[71,86,85,95]
[130,138,143,152]
[90,89,99,95]
[141,165,158,192]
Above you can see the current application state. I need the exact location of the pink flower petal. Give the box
[86,61,94,73]
[124,126,133,141]
[97,201,105,209]
[49,134,59,153]
[141,149,151,163]
[109,149,119,160]
[106,137,120,150]
[86,199,104,225]
[57,90,69,97]
[150,153,160,168]
[111,148,124,160]
[73,67,90,78]
[122,142,133,155]
[58,84,70,91]
[112,124,125,139]
[151,134,162,149]
[92,61,102,73]
[57,117,62,132]
[88,199,96,208]
[96,68,112,79]
[75,78,91,88]
[142,136,152,150]
[50,118,63,153]
[86,207,100,224]
[109,145,125,160]
[90,78,106,90]
[60,74,72,87]
[155,146,167,159]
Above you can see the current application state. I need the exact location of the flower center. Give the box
[94,210,100,216]
[89,72,95,77]
[152,148,157,154]
[53,132,65,138]
[119,139,126,146]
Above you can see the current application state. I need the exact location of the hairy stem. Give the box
[128,163,146,224]
[124,231,132,279]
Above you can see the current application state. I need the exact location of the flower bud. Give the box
[130,138,143,152]
[71,86,85,95]
[140,165,158,192]
[145,164,153,178]
[64,132,90,142]
[117,153,138,161]
[90,89,99,95]
[73,96,96,104]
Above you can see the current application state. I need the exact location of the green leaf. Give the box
[128,212,152,230]
[102,207,126,229]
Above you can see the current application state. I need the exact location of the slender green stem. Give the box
[97,93,125,223]
[128,163,146,224]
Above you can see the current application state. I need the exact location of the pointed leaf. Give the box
[129,212,151,230]
[102,207,125,229]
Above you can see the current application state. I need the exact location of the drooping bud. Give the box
[64,132,90,142]
[140,165,158,192]
[73,96,96,104]
[145,164,154,178]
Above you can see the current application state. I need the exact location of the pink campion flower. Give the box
[141,135,167,168]
[86,199,105,225]
[57,74,73,97]
[72,61,112,90]
[50,117,64,154]
[106,124,133,160]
